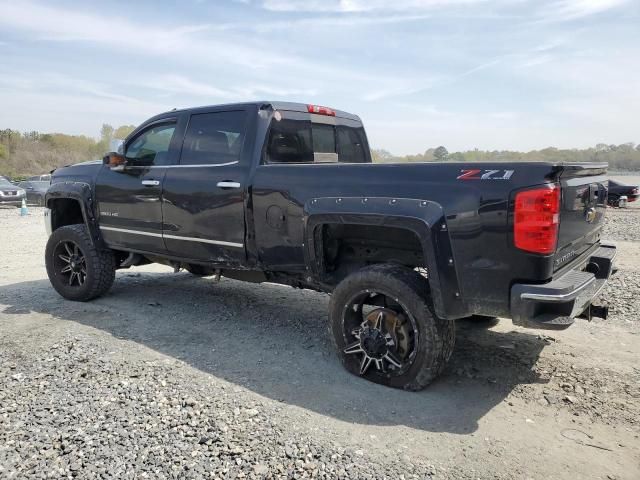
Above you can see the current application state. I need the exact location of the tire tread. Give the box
[329,263,455,391]
[46,224,116,301]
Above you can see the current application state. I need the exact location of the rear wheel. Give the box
[45,224,116,301]
[329,264,455,391]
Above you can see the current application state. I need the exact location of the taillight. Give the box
[307,104,336,116]
[514,184,560,254]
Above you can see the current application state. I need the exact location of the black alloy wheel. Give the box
[54,240,87,287]
[329,264,455,390]
[45,224,116,301]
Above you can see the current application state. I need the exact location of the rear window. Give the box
[266,117,369,164]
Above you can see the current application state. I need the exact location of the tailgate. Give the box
[554,164,608,271]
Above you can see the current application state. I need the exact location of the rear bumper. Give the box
[510,244,616,330]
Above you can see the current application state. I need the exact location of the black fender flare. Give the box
[303,196,467,320]
[45,181,104,248]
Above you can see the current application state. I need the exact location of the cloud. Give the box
[260,0,629,22]
[214,13,435,32]
[141,75,237,100]
[536,0,630,22]
[0,71,167,110]
[261,0,486,12]
[0,0,421,93]
[556,0,629,16]
[0,83,172,137]
[362,58,503,102]
[0,0,637,154]
[135,74,318,100]
[0,1,287,68]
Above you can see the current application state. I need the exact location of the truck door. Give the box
[162,108,252,266]
[95,118,180,253]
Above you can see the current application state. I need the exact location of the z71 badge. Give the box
[457,169,514,180]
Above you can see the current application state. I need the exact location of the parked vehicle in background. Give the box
[607,179,639,206]
[0,176,26,206]
[17,180,49,206]
[28,174,52,182]
[43,101,617,390]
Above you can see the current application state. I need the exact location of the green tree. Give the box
[100,124,114,144]
[433,146,449,161]
[114,125,136,139]
[371,148,395,163]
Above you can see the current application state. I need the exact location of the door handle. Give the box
[141,180,160,186]
[216,181,241,189]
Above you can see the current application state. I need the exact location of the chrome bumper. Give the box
[510,244,617,330]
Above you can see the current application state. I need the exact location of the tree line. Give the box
[1,123,639,178]
[0,124,135,179]
[372,143,640,171]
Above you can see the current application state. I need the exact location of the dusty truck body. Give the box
[44,101,616,390]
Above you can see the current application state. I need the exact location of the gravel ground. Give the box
[1,337,436,480]
[1,206,639,480]
[602,206,640,242]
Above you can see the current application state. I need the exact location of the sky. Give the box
[0,0,638,155]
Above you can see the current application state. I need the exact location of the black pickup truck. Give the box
[44,101,616,390]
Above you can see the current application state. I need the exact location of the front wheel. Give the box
[329,264,455,391]
[45,224,116,301]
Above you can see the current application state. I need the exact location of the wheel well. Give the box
[49,198,85,231]
[316,223,425,285]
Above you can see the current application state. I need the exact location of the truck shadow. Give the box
[0,270,549,434]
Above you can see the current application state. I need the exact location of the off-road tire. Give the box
[45,224,116,301]
[186,264,217,276]
[329,263,455,391]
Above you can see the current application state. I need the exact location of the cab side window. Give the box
[266,119,313,163]
[125,123,176,166]
[337,126,367,163]
[180,111,248,165]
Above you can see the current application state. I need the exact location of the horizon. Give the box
[0,0,638,155]
[3,122,639,158]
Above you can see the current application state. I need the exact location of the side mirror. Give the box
[103,152,127,172]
